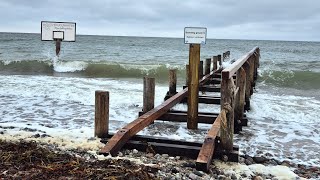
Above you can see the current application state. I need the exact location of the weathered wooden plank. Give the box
[101,133,202,147]
[200,85,221,92]
[212,73,235,79]
[243,62,251,110]
[183,83,221,92]
[235,67,246,121]
[196,115,221,171]
[199,60,204,79]
[168,69,177,95]
[220,77,235,152]
[143,77,155,113]
[218,55,222,68]
[181,96,220,104]
[167,110,247,118]
[213,56,218,71]
[222,47,258,79]
[188,44,200,129]
[156,112,217,124]
[186,64,189,86]
[205,58,211,75]
[249,56,255,95]
[207,78,236,85]
[101,134,239,160]
[95,91,109,138]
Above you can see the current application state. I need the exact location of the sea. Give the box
[0,32,319,167]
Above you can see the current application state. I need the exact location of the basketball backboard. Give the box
[41,21,76,42]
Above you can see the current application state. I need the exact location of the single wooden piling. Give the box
[218,55,222,68]
[205,58,211,75]
[249,57,255,95]
[199,60,204,79]
[243,62,251,110]
[143,77,155,113]
[169,69,177,95]
[186,64,189,86]
[254,49,259,81]
[213,56,218,70]
[95,91,109,138]
[235,68,246,121]
[220,77,235,152]
[187,44,200,129]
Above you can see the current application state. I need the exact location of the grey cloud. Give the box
[0,0,319,41]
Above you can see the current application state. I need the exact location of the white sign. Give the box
[41,21,76,41]
[184,27,207,44]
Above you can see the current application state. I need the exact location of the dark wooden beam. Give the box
[165,94,221,104]
[100,134,238,160]
[196,115,221,172]
[183,85,221,92]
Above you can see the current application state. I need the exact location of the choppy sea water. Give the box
[0,32,319,167]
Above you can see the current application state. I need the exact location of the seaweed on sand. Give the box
[0,140,156,179]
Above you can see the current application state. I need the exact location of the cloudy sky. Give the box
[0,0,319,41]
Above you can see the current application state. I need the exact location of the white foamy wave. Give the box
[249,93,320,123]
[236,90,320,166]
[0,122,104,151]
[53,59,88,72]
[214,161,298,180]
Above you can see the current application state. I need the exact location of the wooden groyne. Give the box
[96,47,260,172]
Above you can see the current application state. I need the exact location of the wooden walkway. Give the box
[96,47,260,172]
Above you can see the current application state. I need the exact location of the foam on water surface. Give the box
[214,161,300,180]
[1,73,320,167]
[236,87,320,166]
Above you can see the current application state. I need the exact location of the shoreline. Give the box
[0,134,319,179]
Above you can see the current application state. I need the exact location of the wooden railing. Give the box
[220,46,259,151]
[196,47,260,171]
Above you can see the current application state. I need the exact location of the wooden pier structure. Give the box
[96,47,260,172]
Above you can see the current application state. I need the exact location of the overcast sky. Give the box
[0,0,319,41]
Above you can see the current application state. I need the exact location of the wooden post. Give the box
[199,60,204,79]
[205,58,211,75]
[213,56,218,70]
[169,69,177,95]
[217,55,222,68]
[235,68,246,121]
[243,62,251,110]
[143,77,155,113]
[249,57,255,95]
[220,77,235,152]
[55,39,61,56]
[187,44,200,129]
[254,49,259,81]
[95,91,109,138]
[186,64,189,86]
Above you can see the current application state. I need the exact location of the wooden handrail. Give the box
[222,47,259,79]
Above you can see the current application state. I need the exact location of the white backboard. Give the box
[41,21,76,41]
[184,27,207,44]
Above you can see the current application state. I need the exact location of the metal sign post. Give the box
[184,27,207,129]
[55,39,61,56]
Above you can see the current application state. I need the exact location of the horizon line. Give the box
[0,31,319,43]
